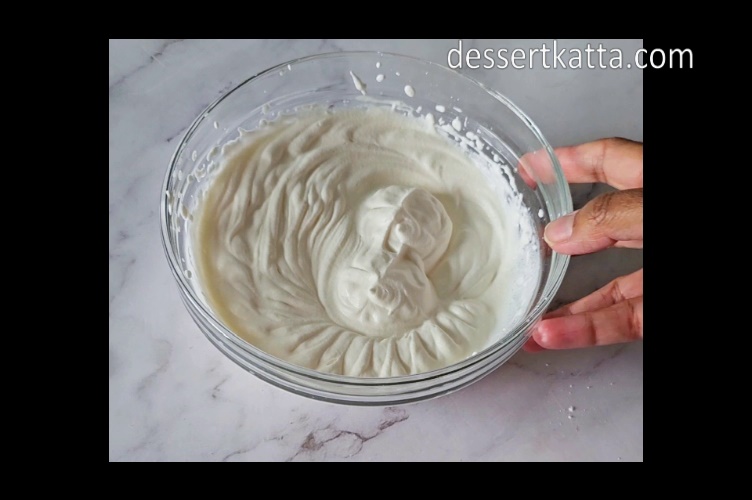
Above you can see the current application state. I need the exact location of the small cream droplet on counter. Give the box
[376,61,381,68]
[376,74,385,82]
[213,121,219,129]
[435,104,446,113]
[404,85,415,97]
[451,117,462,132]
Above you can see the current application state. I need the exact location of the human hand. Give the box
[524,138,643,352]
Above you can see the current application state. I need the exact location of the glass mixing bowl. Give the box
[160,52,571,405]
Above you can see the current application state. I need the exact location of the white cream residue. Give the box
[194,107,539,377]
[349,71,367,95]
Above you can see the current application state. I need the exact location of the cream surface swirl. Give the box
[194,107,539,377]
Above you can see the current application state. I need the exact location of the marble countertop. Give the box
[109,39,643,462]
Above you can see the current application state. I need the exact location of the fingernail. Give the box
[544,212,576,244]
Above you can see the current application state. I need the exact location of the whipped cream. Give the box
[194,107,540,377]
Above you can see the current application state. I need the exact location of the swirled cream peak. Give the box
[194,107,540,377]
[334,185,451,336]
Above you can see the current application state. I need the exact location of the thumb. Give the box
[544,188,643,255]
